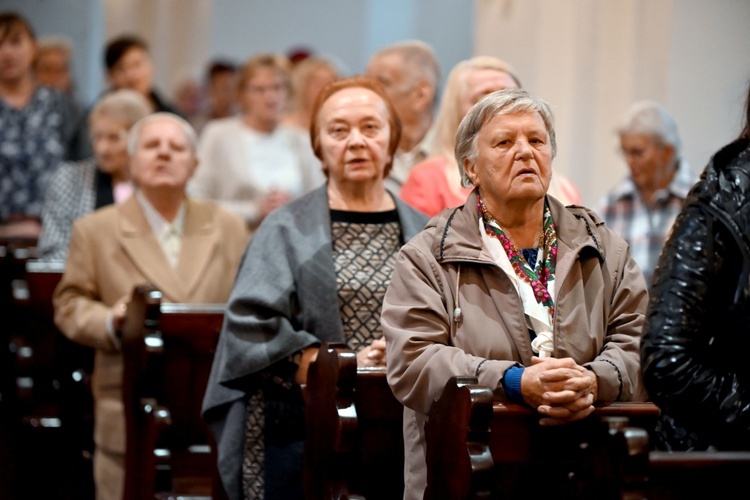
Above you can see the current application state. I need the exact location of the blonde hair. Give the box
[288,56,339,113]
[236,53,291,98]
[430,56,521,164]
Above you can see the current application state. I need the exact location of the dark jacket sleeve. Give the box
[642,201,750,446]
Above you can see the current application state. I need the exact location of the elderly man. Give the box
[53,112,248,500]
[597,101,697,287]
[366,40,440,193]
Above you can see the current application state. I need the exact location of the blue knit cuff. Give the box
[501,366,525,404]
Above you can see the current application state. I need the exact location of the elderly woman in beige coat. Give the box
[381,88,648,499]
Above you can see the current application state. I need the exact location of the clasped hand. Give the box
[293,337,387,387]
[521,356,598,426]
[356,337,386,367]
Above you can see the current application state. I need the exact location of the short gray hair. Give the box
[373,40,440,90]
[455,88,557,188]
[617,100,681,156]
[36,35,73,59]
[126,112,198,156]
[90,89,153,130]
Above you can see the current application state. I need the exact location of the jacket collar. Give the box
[300,184,427,243]
[117,196,219,301]
[432,189,604,264]
[691,138,750,262]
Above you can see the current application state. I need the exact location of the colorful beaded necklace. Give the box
[478,195,558,320]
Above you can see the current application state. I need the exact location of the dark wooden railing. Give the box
[121,283,227,500]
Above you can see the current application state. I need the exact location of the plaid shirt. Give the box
[596,161,697,287]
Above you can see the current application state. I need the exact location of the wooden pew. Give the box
[0,237,38,406]
[607,423,750,499]
[10,260,93,431]
[121,283,227,500]
[424,376,661,500]
[304,342,405,500]
[3,256,95,498]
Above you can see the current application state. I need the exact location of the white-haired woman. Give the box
[39,89,153,260]
[383,88,647,498]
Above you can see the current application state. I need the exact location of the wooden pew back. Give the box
[121,284,226,500]
[10,260,66,420]
[1,251,95,498]
[608,424,750,499]
[10,259,94,435]
[425,376,660,500]
[1,239,38,405]
[304,342,405,500]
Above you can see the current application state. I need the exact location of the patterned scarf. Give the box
[478,195,558,322]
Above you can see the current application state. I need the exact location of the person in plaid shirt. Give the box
[597,101,697,288]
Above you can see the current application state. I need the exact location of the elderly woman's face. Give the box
[90,115,130,177]
[241,66,287,124]
[465,111,552,207]
[317,87,392,186]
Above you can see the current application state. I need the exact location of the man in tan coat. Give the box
[53,112,248,500]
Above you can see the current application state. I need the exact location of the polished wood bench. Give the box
[121,283,227,500]
[424,376,661,500]
[1,238,38,406]
[304,342,405,500]
[3,256,95,497]
[10,260,94,428]
[607,422,750,499]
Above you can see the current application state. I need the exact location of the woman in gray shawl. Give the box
[202,75,428,499]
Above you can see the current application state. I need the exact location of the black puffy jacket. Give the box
[642,138,750,451]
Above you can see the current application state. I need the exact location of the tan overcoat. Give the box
[54,195,247,457]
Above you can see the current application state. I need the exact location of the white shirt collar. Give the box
[134,190,186,239]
